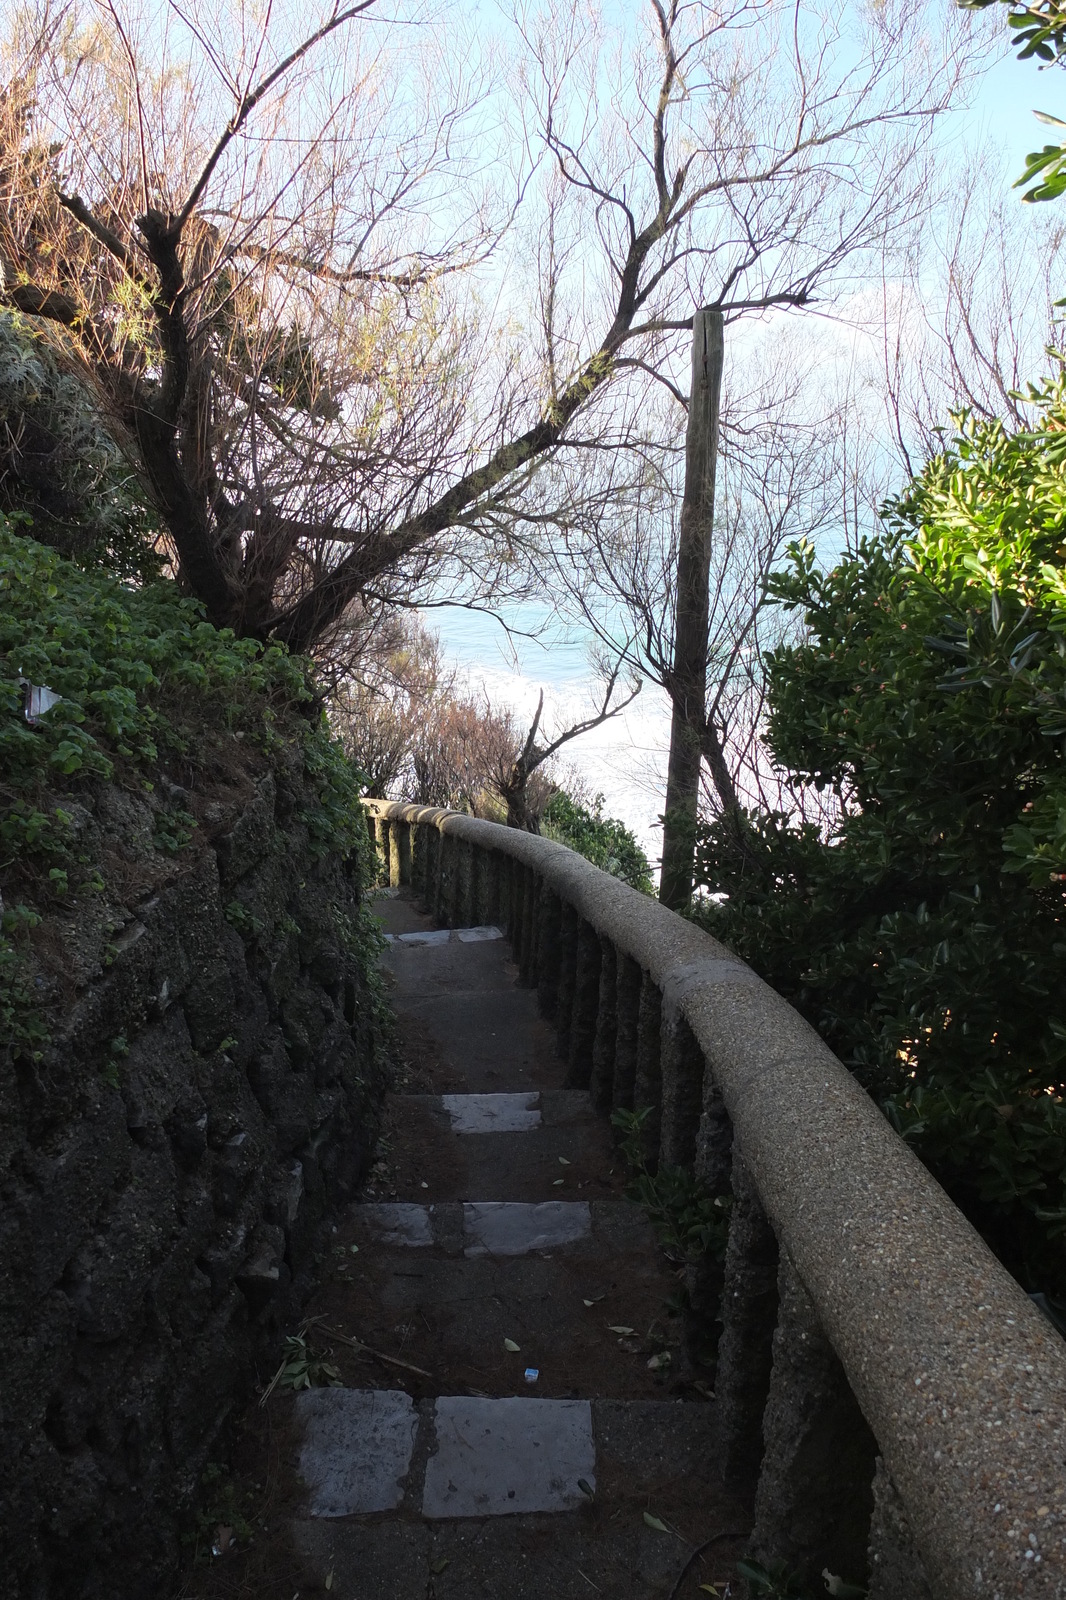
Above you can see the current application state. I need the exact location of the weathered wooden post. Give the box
[659,306,724,911]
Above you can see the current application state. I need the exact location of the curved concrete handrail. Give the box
[364,799,1066,1598]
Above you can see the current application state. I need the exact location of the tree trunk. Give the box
[659,307,724,911]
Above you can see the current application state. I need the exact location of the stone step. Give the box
[440,1090,543,1131]
[290,1395,746,1600]
[288,889,749,1600]
[383,925,504,947]
[299,1202,688,1403]
[377,1090,615,1205]
[296,1390,596,1518]
[378,909,563,1092]
[355,1199,647,1256]
[384,974,556,1094]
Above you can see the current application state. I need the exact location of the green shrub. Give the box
[542,789,654,893]
[0,521,373,1058]
[693,384,1066,1299]
[611,1105,731,1262]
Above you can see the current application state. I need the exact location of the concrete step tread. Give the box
[354,1199,652,1257]
[375,1090,619,1204]
[295,1390,723,1518]
[281,902,750,1600]
[290,1394,747,1600]
[299,1260,692,1402]
[397,1089,599,1133]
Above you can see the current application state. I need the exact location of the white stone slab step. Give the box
[296,1390,594,1519]
[297,1389,417,1516]
[383,925,503,946]
[440,1092,541,1132]
[294,1393,727,1543]
[358,1200,592,1256]
[424,1396,594,1517]
[464,1200,591,1257]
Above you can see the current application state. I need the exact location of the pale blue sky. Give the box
[964,36,1063,175]
[427,9,1066,847]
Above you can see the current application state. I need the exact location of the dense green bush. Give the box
[693,383,1066,1300]
[542,789,654,892]
[0,521,374,1054]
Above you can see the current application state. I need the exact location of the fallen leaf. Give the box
[325,1568,334,1591]
[699,1587,721,1596]
[553,1178,565,1186]
[647,1352,671,1370]
[608,1325,635,1335]
[577,1477,595,1499]
[558,1156,571,1165]
[430,1557,450,1575]
[504,1338,521,1352]
[643,1512,669,1533]
[349,1245,359,1254]
[583,1293,606,1306]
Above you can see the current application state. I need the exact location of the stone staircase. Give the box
[287,891,748,1599]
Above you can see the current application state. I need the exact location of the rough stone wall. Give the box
[0,765,384,1600]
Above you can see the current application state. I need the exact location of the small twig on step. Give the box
[666,1531,747,1600]
[319,1322,434,1379]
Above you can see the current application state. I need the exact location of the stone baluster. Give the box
[456,837,475,927]
[659,1007,705,1169]
[509,863,525,965]
[536,890,563,1020]
[589,940,618,1111]
[518,868,538,982]
[747,1256,878,1594]
[714,1149,780,1492]
[475,846,499,927]
[633,973,663,1165]
[680,1058,734,1352]
[500,856,516,944]
[437,830,457,924]
[527,873,546,987]
[389,819,411,888]
[373,815,390,885]
[566,919,601,1090]
[554,902,579,1058]
[694,1063,733,1194]
[423,823,437,909]
[410,817,428,898]
[611,955,642,1111]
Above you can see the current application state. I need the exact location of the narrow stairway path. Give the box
[289,890,748,1599]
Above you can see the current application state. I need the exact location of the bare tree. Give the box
[333,605,640,826]
[0,0,517,643]
[0,0,981,669]
[873,176,1066,476]
[330,615,458,795]
[494,671,640,830]
[537,309,845,892]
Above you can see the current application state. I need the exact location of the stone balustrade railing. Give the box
[363,798,1066,1599]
